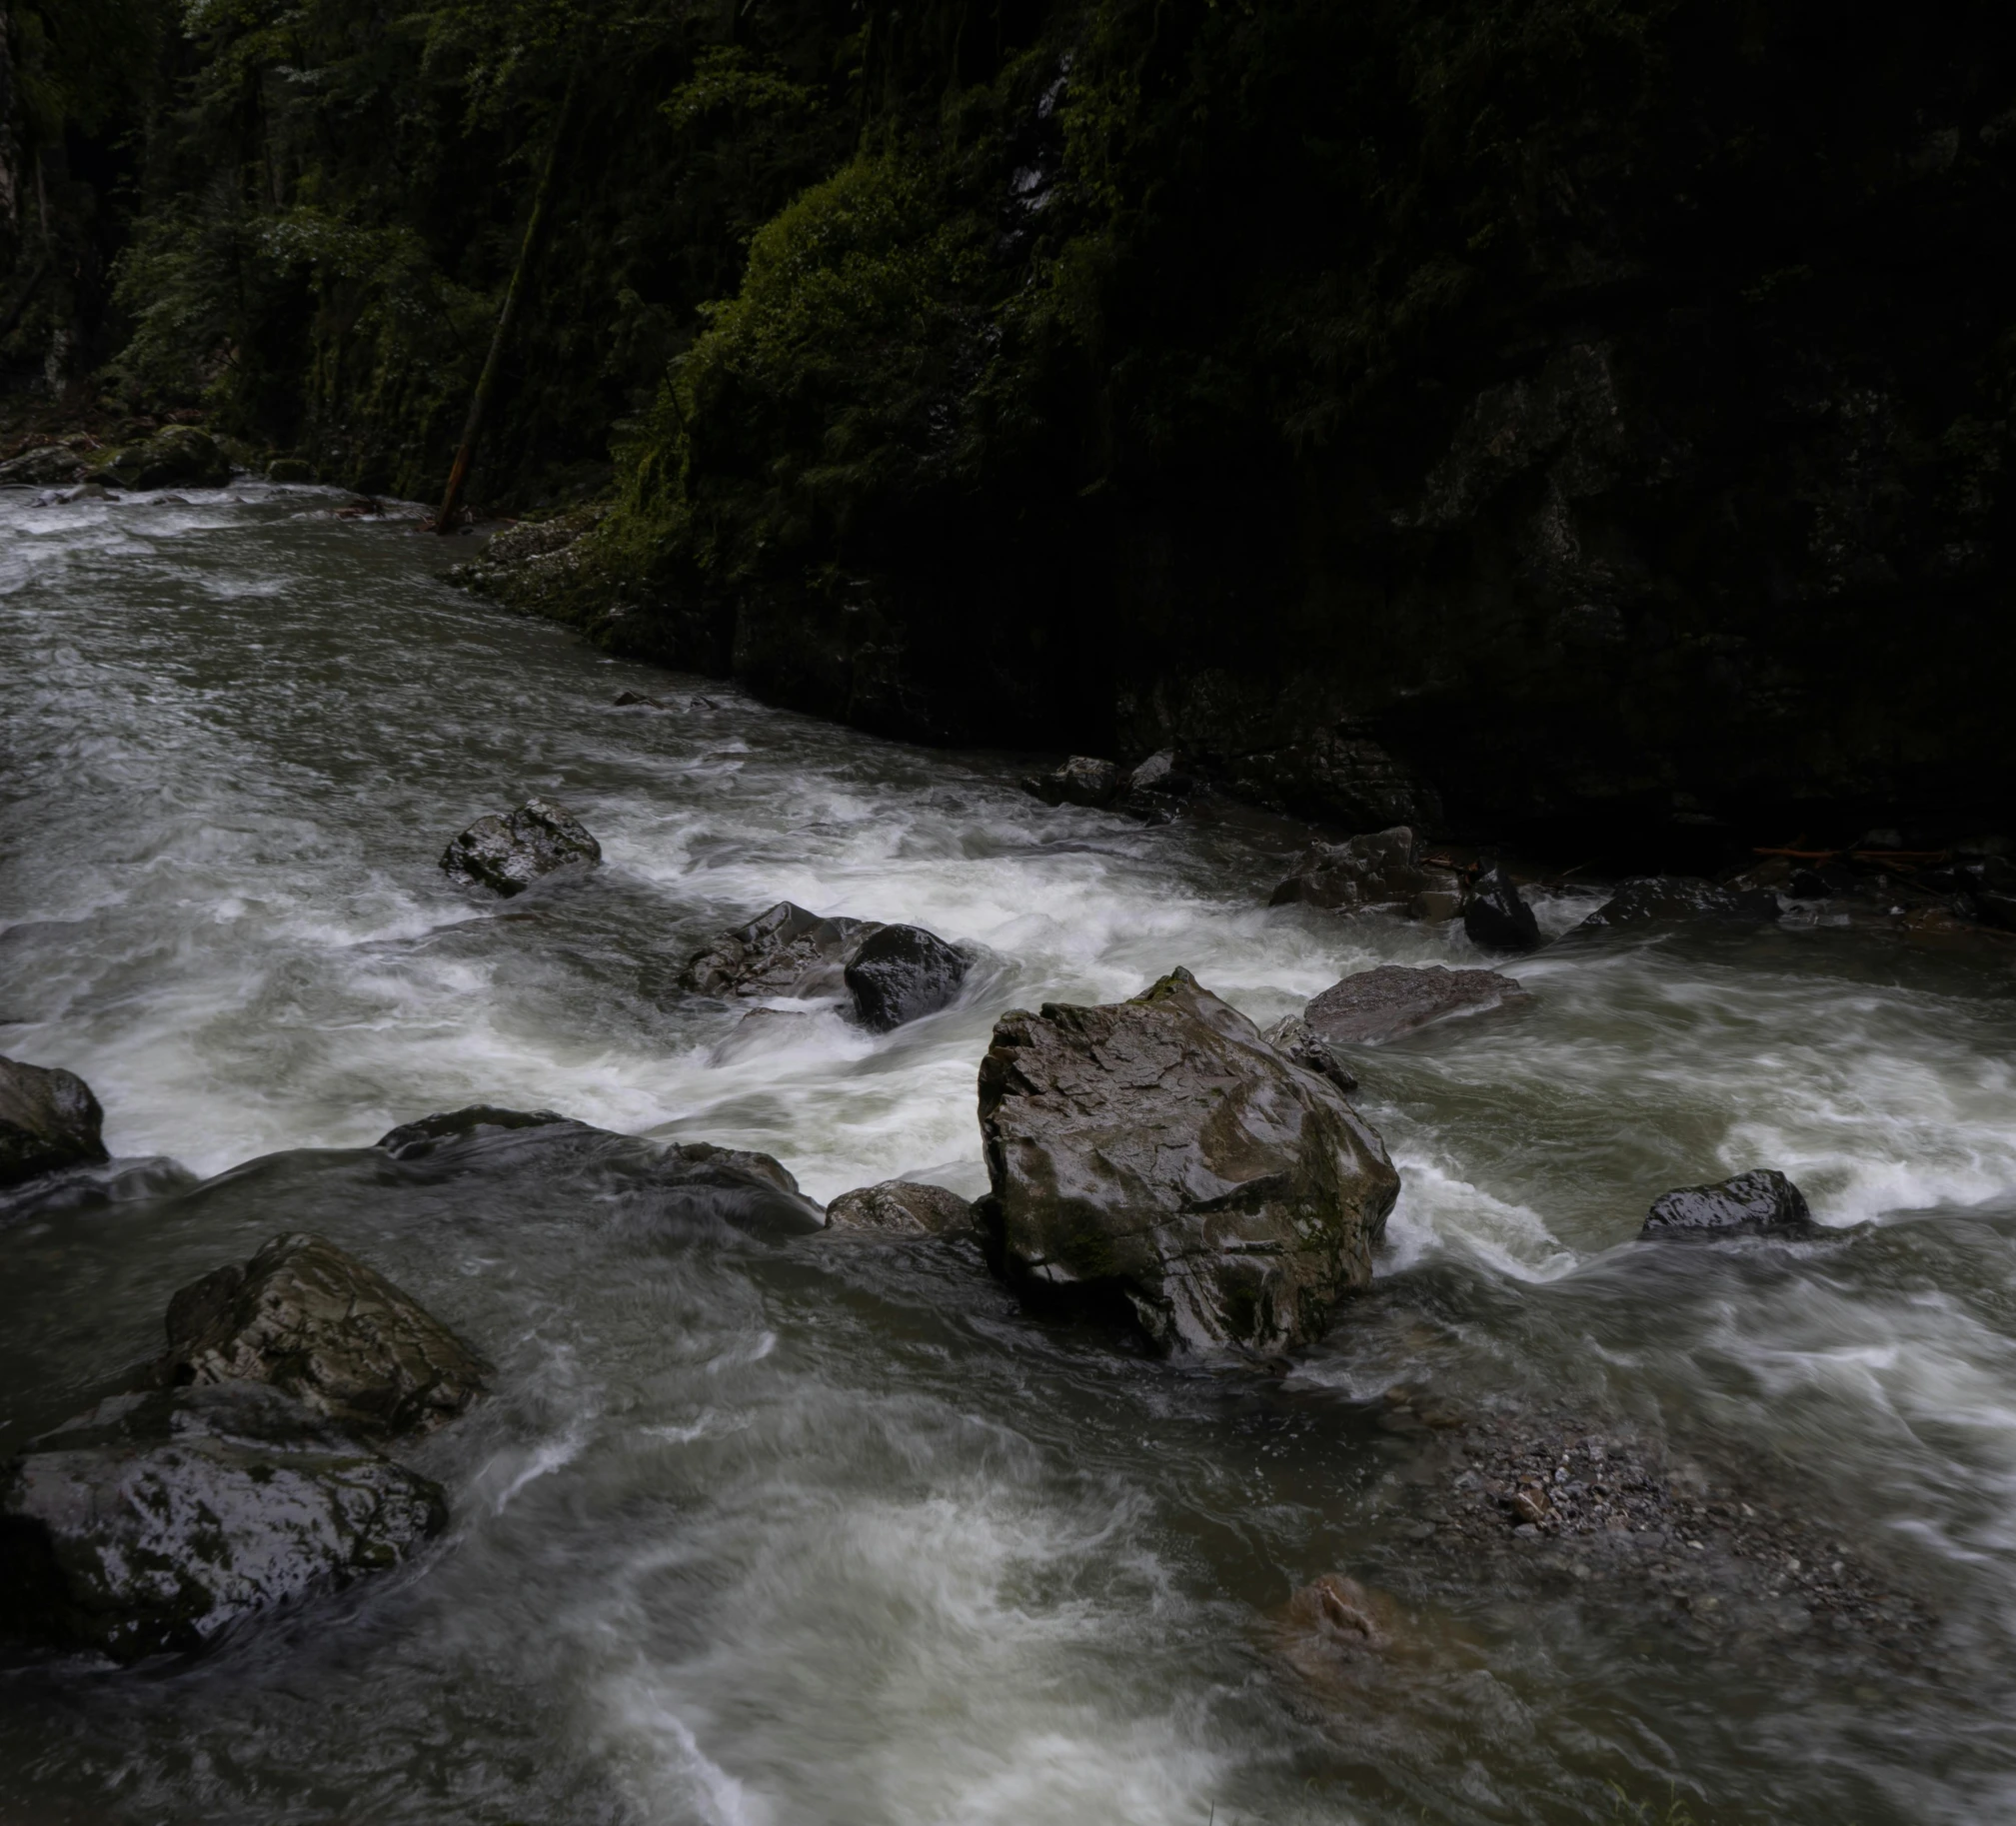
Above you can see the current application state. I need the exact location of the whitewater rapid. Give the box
[5,481,2016,1824]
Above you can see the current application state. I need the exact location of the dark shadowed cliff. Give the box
[9,0,2016,851]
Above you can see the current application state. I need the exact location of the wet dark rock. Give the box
[1114,749,1200,820]
[682,901,883,999]
[1304,964,1529,1046]
[0,1054,109,1188]
[1574,876,1781,931]
[1461,864,1542,953]
[845,923,969,1030]
[1269,826,1462,921]
[0,1157,197,1224]
[0,444,88,487]
[376,1105,570,1158]
[157,1232,490,1439]
[1642,1168,1813,1237]
[1260,1014,1358,1092]
[611,689,667,708]
[440,798,601,897]
[86,427,231,492]
[265,457,315,483]
[825,1179,976,1236]
[661,1139,807,1201]
[1022,756,1122,808]
[0,1382,446,1663]
[976,966,1400,1351]
[375,1106,821,1232]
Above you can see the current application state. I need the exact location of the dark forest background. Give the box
[6,0,2015,853]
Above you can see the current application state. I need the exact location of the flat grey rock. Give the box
[1304,963,1529,1045]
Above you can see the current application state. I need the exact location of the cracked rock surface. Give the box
[977,966,1399,1351]
[0,1382,446,1662]
[158,1231,491,1440]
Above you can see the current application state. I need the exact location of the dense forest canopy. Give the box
[6,0,2015,850]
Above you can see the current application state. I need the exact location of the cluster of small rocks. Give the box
[1391,1400,1936,1664]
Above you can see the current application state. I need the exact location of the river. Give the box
[4,482,2016,1824]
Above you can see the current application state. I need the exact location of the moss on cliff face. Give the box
[18,0,2016,842]
[568,0,2016,842]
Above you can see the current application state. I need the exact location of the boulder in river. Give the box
[682,901,883,999]
[157,1232,490,1439]
[845,923,970,1029]
[976,966,1400,1352]
[377,1105,569,1158]
[0,1054,109,1188]
[0,1381,446,1663]
[1461,863,1543,953]
[440,798,601,897]
[825,1179,976,1236]
[1260,1014,1358,1092]
[0,444,89,487]
[1641,1168,1813,1237]
[1304,963,1529,1045]
[1269,827,1462,921]
[1574,876,1781,931]
[1022,756,1122,808]
[87,427,231,492]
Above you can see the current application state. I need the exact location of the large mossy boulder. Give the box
[976,966,1400,1352]
[157,1232,490,1440]
[87,426,231,492]
[0,1382,446,1662]
[0,1054,109,1188]
[440,798,601,897]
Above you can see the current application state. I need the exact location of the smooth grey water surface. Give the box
[5,483,2016,1824]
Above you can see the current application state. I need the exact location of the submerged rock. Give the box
[1022,756,1122,807]
[87,427,231,492]
[611,688,667,708]
[1461,864,1543,952]
[845,923,969,1030]
[157,1232,490,1439]
[0,1054,109,1188]
[1574,876,1781,931]
[0,1381,445,1663]
[440,798,601,897]
[1269,826,1462,921]
[825,1179,976,1236]
[661,1139,808,1200]
[1260,1014,1359,1092]
[1304,964,1529,1045]
[976,966,1399,1351]
[682,901,883,999]
[1641,1168,1813,1237]
[376,1105,570,1158]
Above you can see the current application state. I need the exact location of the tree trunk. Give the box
[436,77,575,534]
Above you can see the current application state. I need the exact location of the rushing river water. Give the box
[5,483,2016,1825]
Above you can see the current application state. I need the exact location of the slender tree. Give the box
[435,72,575,533]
